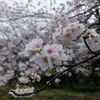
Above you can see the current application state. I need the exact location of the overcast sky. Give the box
[2,0,68,13]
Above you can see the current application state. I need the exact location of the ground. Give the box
[0,84,100,100]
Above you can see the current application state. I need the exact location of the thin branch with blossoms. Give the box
[69,2,100,19]
[76,22,100,40]
[9,53,100,96]
[0,13,52,22]
[83,36,100,54]
[67,4,84,15]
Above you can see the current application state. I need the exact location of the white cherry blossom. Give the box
[30,43,68,71]
[18,77,30,84]
[24,38,43,57]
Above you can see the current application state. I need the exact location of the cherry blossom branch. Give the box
[0,13,52,22]
[10,53,100,96]
[81,11,94,24]
[83,36,100,54]
[67,4,84,15]
[34,53,100,94]
[69,2,100,19]
[76,22,99,40]
[0,3,99,22]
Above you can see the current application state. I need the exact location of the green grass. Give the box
[0,84,100,100]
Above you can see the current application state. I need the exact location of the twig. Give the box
[69,3,100,19]
[83,36,100,54]
[76,23,99,40]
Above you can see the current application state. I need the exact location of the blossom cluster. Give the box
[9,86,35,98]
[0,68,14,86]
[23,38,68,71]
[53,21,85,47]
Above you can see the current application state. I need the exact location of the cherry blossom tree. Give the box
[0,0,100,98]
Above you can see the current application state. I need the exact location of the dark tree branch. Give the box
[67,4,84,15]
[83,36,100,54]
[69,3,100,19]
[10,53,100,96]
[82,11,94,24]
[76,22,100,40]
[0,13,52,22]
